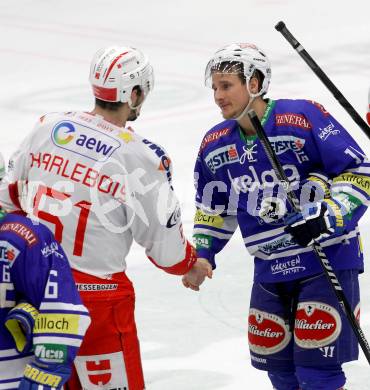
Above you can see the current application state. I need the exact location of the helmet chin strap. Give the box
[128,96,144,111]
[234,78,265,122]
[127,95,145,120]
[234,96,255,122]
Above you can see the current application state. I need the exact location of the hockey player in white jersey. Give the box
[0,46,211,390]
[0,151,5,180]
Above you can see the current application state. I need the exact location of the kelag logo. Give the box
[52,121,121,161]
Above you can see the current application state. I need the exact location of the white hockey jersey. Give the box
[0,112,196,277]
[0,151,5,180]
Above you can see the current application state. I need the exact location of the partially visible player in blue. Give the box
[0,206,91,389]
[183,43,370,390]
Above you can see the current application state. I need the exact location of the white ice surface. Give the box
[0,1,369,388]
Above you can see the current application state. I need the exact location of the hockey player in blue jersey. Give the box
[183,43,370,389]
[0,208,91,389]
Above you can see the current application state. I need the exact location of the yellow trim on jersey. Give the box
[194,209,224,228]
[307,176,331,198]
[325,199,344,227]
[34,313,80,335]
[24,364,62,387]
[333,173,370,196]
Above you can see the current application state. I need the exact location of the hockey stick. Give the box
[275,21,370,139]
[247,109,370,364]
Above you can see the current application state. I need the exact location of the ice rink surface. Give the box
[1,0,370,388]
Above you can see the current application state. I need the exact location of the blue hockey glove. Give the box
[300,171,331,204]
[5,302,39,353]
[19,362,71,389]
[285,200,345,247]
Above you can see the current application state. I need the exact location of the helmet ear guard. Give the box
[89,46,154,104]
[205,42,271,98]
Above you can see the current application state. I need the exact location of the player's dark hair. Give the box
[95,86,143,111]
[214,61,265,94]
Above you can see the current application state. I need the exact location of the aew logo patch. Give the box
[205,144,239,173]
[0,241,20,266]
[52,121,121,162]
[248,308,291,355]
[294,301,341,348]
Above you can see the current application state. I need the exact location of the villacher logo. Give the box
[294,301,342,348]
[35,315,70,332]
[248,308,291,355]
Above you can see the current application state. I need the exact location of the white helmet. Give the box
[89,46,154,107]
[205,43,271,98]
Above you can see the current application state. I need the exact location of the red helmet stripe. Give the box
[103,51,128,84]
[92,85,117,102]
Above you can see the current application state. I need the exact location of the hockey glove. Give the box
[5,301,39,353]
[285,199,345,247]
[19,362,71,389]
[300,171,331,204]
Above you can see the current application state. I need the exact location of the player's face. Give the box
[212,72,249,119]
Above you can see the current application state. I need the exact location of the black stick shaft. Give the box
[248,109,370,364]
[275,21,370,139]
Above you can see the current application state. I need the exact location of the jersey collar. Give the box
[238,99,275,144]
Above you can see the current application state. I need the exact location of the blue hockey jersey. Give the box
[0,212,90,389]
[194,99,370,283]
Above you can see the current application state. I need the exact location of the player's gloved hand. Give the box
[5,302,39,353]
[19,362,71,389]
[285,200,345,247]
[300,171,331,204]
[182,258,213,291]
